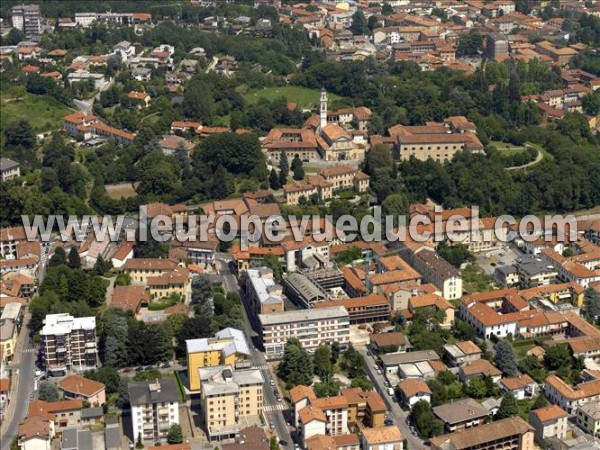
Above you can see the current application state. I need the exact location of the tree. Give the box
[582,92,600,116]
[84,367,121,395]
[263,254,283,282]
[277,338,313,388]
[211,165,233,199]
[182,81,214,123]
[382,193,409,219]
[313,345,332,380]
[48,247,67,268]
[176,316,212,357]
[270,436,280,450]
[291,155,302,171]
[437,242,474,268]
[364,144,393,175]
[532,395,548,410]
[350,10,368,35]
[4,119,35,149]
[544,344,572,371]
[38,382,59,402]
[93,256,113,276]
[466,377,488,399]
[167,423,183,444]
[341,344,366,379]
[457,30,483,56]
[293,164,305,181]
[410,400,444,438]
[269,169,281,190]
[494,339,518,377]
[497,392,519,419]
[279,151,289,186]
[584,287,600,325]
[350,376,372,391]
[314,379,341,397]
[13,86,26,101]
[68,246,81,269]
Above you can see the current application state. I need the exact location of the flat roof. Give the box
[259,306,348,326]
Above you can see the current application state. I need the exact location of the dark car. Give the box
[274,389,279,397]
[161,362,171,369]
[279,441,288,446]
[384,419,394,426]
[135,366,144,372]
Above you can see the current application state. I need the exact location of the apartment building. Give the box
[11,4,41,36]
[407,293,455,328]
[340,387,386,429]
[0,302,22,362]
[528,404,569,443]
[40,314,97,376]
[544,374,600,414]
[430,416,535,450]
[199,365,264,442]
[283,178,333,206]
[186,328,251,392]
[147,268,189,300]
[122,258,179,284]
[515,255,557,288]
[361,426,405,450]
[246,268,285,315]
[129,379,180,442]
[541,247,600,288]
[313,294,391,325]
[576,401,600,436]
[258,306,350,359]
[0,158,20,181]
[409,248,462,300]
[282,236,330,272]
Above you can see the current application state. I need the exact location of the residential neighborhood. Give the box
[1,1,600,450]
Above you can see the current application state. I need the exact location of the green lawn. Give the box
[0,94,71,133]
[490,140,526,156]
[244,86,344,109]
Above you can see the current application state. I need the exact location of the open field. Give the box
[0,93,71,133]
[244,86,343,109]
[490,140,526,155]
[105,183,138,199]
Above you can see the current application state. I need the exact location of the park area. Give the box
[244,85,344,109]
[105,183,138,199]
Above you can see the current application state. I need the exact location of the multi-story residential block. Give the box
[361,426,405,450]
[576,401,600,436]
[246,268,285,315]
[443,340,482,367]
[258,306,350,359]
[0,302,22,363]
[317,165,370,193]
[433,398,488,433]
[409,248,462,300]
[199,365,263,441]
[11,4,41,36]
[528,404,569,443]
[340,387,386,429]
[282,236,330,272]
[314,294,391,325]
[186,328,251,392]
[541,247,600,288]
[147,268,189,300]
[40,314,97,376]
[0,158,20,181]
[129,379,180,442]
[430,416,534,450]
[515,255,557,288]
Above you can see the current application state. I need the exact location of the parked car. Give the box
[279,441,288,446]
[121,367,132,373]
[270,421,275,429]
[135,366,144,372]
[161,362,171,369]
[270,379,275,386]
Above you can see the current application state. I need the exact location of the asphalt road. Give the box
[215,256,294,447]
[0,315,36,450]
[358,347,426,450]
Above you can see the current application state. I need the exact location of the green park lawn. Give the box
[0,93,72,133]
[490,140,526,156]
[244,86,343,109]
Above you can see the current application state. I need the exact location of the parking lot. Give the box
[474,244,525,277]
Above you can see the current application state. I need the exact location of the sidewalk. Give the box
[0,313,30,436]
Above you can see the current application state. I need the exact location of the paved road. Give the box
[505,143,544,171]
[215,257,293,446]
[358,347,426,450]
[0,315,36,450]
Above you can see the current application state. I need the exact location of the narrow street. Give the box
[215,256,294,446]
[0,314,36,450]
[358,347,426,450]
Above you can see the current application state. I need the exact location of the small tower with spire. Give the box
[319,87,328,131]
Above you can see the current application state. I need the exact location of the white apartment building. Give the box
[40,314,97,376]
[129,379,180,442]
[246,268,285,315]
[258,306,350,359]
[11,4,41,36]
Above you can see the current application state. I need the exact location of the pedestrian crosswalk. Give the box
[254,364,269,370]
[22,348,36,354]
[264,404,285,412]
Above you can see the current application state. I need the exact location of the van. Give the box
[387,387,395,396]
